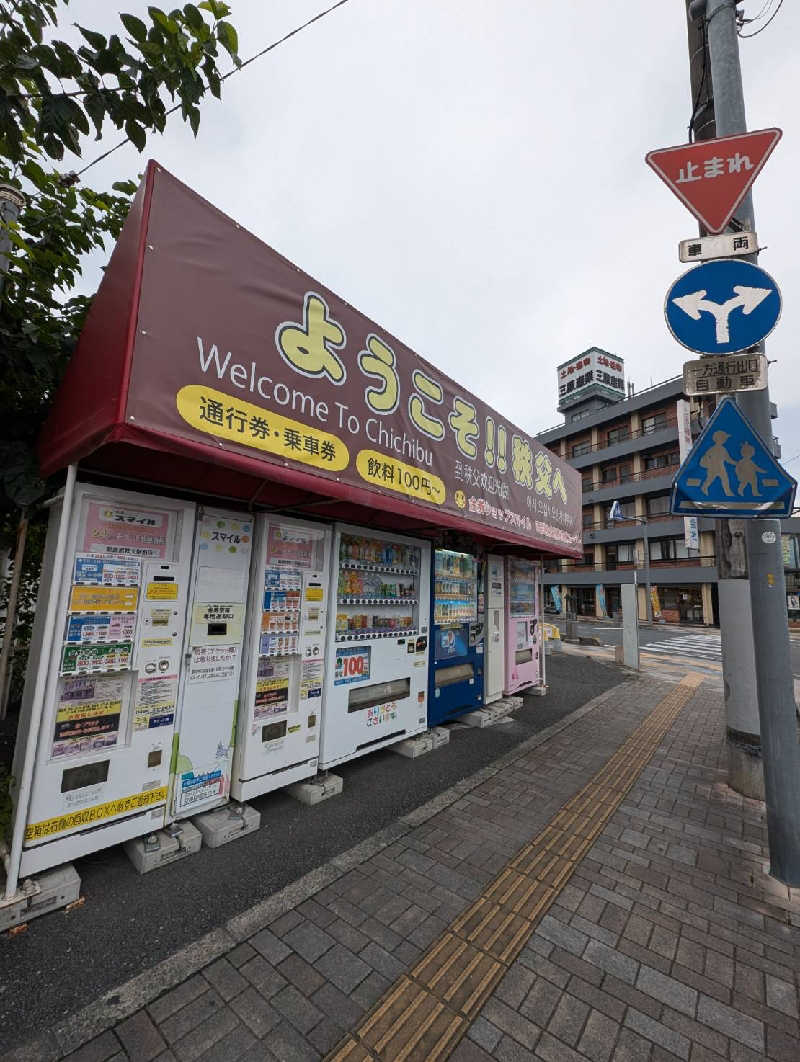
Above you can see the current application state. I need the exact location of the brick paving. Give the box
[5,673,800,1062]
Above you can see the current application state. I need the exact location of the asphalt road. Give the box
[0,653,628,1053]
[550,617,800,675]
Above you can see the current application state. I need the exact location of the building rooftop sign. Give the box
[557,348,625,412]
[39,162,582,556]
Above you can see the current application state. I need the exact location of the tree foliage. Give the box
[0,1,241,712]
[0,0,240,521]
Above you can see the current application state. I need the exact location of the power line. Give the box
[76,0,353,179]
[739,0,784,37]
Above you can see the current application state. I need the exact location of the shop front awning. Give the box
[39,162,582,558]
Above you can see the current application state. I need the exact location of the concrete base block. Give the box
[528,684,548,697]
[287,772,343,806]
[124,822,202,874]
[461,696,522,728]
[193,803,260,848]
[727,739,765,802]
[0,863,80,931]
[390,727,450,759]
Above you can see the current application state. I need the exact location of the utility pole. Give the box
[684,1,762,801]
[690,0,800,884]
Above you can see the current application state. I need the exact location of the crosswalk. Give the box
[640,633,722,661]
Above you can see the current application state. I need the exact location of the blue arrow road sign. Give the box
[672,398,796,517]
[665,259,781,356]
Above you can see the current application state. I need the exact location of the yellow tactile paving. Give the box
[325,672,704,1062]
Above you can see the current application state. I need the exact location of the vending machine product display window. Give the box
[14,484,195,877]
[232,516,331,800]
[504,556,542,695]
[427,549,484,724]
[319,525,431,768]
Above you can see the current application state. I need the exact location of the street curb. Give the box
[2,672,663,1062]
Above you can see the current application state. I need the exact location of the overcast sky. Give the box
[64,0,800,463]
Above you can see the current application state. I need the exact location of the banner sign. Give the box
[120,167,581,554]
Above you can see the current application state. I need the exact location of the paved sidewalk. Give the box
[5,671,800,1062]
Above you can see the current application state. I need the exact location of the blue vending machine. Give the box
[427,548,484,724]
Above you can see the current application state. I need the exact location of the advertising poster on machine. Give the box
[57,165,581,558]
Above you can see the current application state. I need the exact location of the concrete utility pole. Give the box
[690,0,800,884]
[0,184,25,299]
[684,1,762,801]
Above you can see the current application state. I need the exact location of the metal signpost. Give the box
[665,259,781,356]
[683,353,767,397]
[648,5,800,882]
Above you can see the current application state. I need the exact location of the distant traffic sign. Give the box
[665,259,781,356]
[672,398,796,518]
[683,353,767,397]
[678,231,757,263]
[646,128,781,234]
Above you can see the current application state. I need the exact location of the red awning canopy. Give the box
[40,162,582,558]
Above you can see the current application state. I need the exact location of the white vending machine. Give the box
[319,524,431,770]
[232,515,332,801]
[171,508,253,819]
[485,554,506,704]
[14,483,194,877]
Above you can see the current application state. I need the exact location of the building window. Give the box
[572,440,592,457]
[617,543,633,563]
[601,465,618,484]
[650,537,689,562]
[646,493,671,516]
[607,425,630,445]
[582,473,594,492]
[582,509,595,528]
[641,411,668,435]
[619,462,633,482]
[644,451,679,472]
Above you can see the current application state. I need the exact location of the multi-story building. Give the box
[538,349,800,626]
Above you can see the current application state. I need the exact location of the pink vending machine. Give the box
[504,556,541,695]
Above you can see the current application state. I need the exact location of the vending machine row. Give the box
[13,481,543,882]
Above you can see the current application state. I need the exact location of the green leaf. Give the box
[120,13,148,42]
[41,132,64,160]
[14,55,39,71]
[148,7,179,34]
[76,26,107,50]
[188,104,199,137]
[83,90,106,139]
[183,4,204,31]
[216,20,238,60]
[21,159,48,190]
[124,118,146,150]
[112,179,138,195]
[199,1,230,18]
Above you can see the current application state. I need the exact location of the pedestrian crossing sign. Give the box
[671,397,796,518]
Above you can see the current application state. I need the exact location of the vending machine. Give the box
[484,554,506,705]
[171,508,253,819]
[232,515,331,801]
[427,549,483,724]
[504,556,541,695]
[15,484,195,877]
[319,524,431,769]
